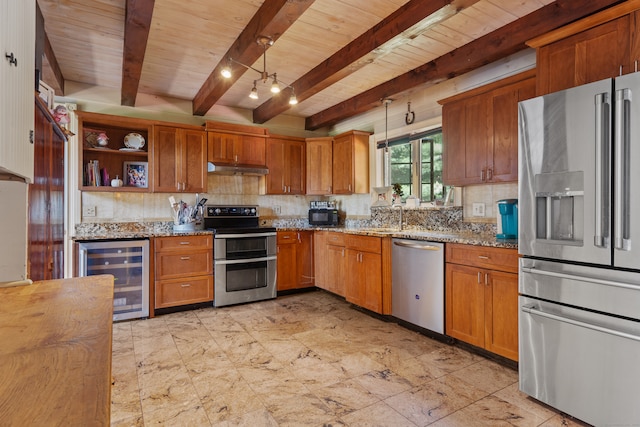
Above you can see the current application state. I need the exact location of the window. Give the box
[379,128,447,202]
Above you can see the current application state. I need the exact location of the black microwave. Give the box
[309,208,339,226]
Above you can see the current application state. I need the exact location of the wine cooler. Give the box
[76,239,149,321]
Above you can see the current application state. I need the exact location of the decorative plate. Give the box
[124,133,145,150]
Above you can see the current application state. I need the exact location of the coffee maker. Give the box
[496,199,518,239]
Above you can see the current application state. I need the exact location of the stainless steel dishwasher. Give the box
[392,238,444,334]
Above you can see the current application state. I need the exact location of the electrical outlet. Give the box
[273,205,281,215]
[83,205,96,217]
[472,202,485,217]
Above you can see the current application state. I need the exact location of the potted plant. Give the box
[392,183,404,204]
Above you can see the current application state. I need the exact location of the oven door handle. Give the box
[215,255,277,265]
[521,266,640,291]
[522,304,640,342]
[214,232,277,239]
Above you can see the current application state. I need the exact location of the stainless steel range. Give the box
[204,205,277,307]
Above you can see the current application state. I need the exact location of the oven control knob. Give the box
[214,208,221,215]
[250,208,256,214]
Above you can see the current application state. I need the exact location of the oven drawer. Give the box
[155,235,213,252]
[155,250,213,279]
[155,275,213,308]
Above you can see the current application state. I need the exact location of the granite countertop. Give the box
[279,226,518,249]
[73,221,214,241]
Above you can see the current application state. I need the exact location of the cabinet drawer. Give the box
[155,275,213,308]
[446,243,518,273]
[326,232,345,246]
[277,231,298,244]
[155,235,212,252]
[155,250,213,279]
[345,234,381,254]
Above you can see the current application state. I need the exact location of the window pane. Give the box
[392,163,411,183]
[390,144,411,162]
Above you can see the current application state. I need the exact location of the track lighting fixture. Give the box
[221,36,296,105]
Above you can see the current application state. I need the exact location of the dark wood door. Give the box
[29,98,65,281]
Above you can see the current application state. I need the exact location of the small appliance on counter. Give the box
[496,199,518,239]
[309,201,339,226]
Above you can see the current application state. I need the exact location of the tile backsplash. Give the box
[80,174,516,226]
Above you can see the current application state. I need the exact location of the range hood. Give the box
[207,162,269,176]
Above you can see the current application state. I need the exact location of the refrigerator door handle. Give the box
[614,88,632,251]
[522,304,640,343]
[521,266,640,291]
[594,92,610,248]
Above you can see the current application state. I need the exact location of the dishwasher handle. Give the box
[393,241,441,251]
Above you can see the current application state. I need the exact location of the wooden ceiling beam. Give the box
[43,31,64,95]
[121,0,155,107]
[305,0,624,130]
[252,0,480,124]
[192,0,315,116]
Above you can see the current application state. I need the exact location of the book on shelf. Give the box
[85,160,109,186]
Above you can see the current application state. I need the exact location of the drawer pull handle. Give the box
[283,236,291,239]
[179,242,191,245]
[477,272,482,284]
[181,283,191,288]
[180,256,191,260]
[478,255,489,260]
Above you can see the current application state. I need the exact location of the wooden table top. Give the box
[0,275,114,425]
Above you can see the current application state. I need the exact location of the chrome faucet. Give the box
[393,204,404,230]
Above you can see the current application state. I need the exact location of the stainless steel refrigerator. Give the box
[518,73,640,426]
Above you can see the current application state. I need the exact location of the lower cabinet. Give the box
[276,230,314,291]
[315,231,391,314]
[445,243,519,361]
[153,235,214,310]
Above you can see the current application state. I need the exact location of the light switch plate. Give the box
[472,202,485,217]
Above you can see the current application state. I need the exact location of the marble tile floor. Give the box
[111,290,591,427]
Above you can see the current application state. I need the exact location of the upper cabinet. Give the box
[264,135,305,195]
[305,137,333,195]
[152,125,207,193]
[306,131,371,195]
[440,71,535,186]
[0,0,35,182]
[77,112,154,192]
[529,6,640,96]
[205,121,267,167]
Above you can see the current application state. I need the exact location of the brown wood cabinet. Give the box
[332,130,371,194]
[306,137,333,195]
[265,135,305,195]
[344,234,384,313]
[205,121,267,167]
[154,235,214,310]
[314,231,346,296]
[532,13,636,96]
[77,111,154,191]
[152,125,207,193]
[445,243,519,361]
[276,230,314,291]
[28,97,65,281]
[440,71,535,186]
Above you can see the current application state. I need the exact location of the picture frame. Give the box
[123,161,148,188]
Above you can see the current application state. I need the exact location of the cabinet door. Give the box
[298,231,314,287]
[155,275,213,308]
[182,129,207,193]
[313,232,328,290]
[442,94,490,186]
[207,132,238,164]
[445,263,485,347]
[360,251,383,313]
[489,78,535,183]
[276,240,297,291]
[537,16,630,95]
[286,140,306,194]
[332,134,353,194]
[265,139,286,194]
[485,270,519,361]
[326,244,345,296]
[306,138,333,195]
[153,126,181,192]
[237,135,266,166]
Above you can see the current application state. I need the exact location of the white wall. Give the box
[68,49,535,226]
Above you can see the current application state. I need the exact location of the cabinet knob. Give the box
[477,272,482,284]
[485,273,489,286]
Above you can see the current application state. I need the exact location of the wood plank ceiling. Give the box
[37,0,624,130]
